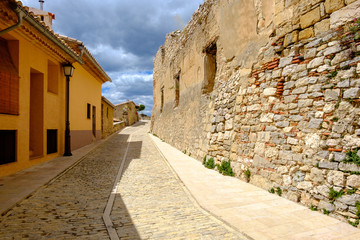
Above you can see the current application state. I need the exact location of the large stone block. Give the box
[225,119,233,130]
[347,175,360,188]
[318,200,335,212]
[337,194,360,205]
[318,161,339,169]
[307,118,323,129]
[284,31,299,47]
[299,27,315,40]
[339,162,360,172]
[300,7,321,29]
[297,181,313,191]
[305,134,321,149]
[324,89,340,101]
[308,56,325,69]
[331,49,352,65]
[327,170,345,186]
[325,0,345,14]
[310,167,325,183]
[264,88,277,96]
[314,18,331,35]
[343,88,360,99]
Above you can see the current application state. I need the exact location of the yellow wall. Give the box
[0,22,105,177]
[69,63,102,132]
[0,30,66,177]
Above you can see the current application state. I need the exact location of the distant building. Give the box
[101,96,126,138]
[101,96,115,138]
[0,0,111,177]
[114,101,139,126]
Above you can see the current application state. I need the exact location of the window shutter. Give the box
[0,39,19,115]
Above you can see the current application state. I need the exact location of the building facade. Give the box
[152,0,360,224]
[114,101,139,126]
[0,0,110,177]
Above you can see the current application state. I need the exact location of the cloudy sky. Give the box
[21,0,204,115]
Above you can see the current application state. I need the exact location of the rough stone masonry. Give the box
[151,0,360,226]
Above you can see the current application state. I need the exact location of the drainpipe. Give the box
[0,8,24,36]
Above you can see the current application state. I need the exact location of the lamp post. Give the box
[63,63,75,156]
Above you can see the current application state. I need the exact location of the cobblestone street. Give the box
[0,121,244,239]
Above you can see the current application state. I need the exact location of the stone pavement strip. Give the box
[150,133,360,240]
[0,121,246,239]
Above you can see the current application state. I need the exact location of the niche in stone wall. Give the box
[160,86,164,113]
[202,41,217,94]
[174,71,180,107]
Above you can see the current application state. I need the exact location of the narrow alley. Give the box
[1,121,360,239]
[0,121,243,239]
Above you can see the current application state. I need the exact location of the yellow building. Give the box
[0,0,111,177]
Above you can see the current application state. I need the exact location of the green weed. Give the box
[310,205,318,211]
[244,169,251,181]
[323,209,330,215]
[203,157,215,169]
[216,159,234,176]
[343,148,360,165]
[329,188,345,200]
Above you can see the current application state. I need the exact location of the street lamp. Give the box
[63,63,75,156]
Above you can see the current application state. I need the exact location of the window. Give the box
[160,87,164,113]
[107,107,109,118]
[0,38,19,115]
[87,103,91,119]
[174,71,180,107]
[47,129,57,154]
[202,41,217,94]
[0,130,16,165]
[47,60,59,94]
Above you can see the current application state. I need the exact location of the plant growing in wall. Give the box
[343,148,360,166]
[310,205,318,211]
[348,202,360,227]
[203,157,215,169]
[244,169,251,182]
[216,159,234,176]
[328,188,345,200]
[323,209,330,215]
[349,18,360,41]
[343,18,360,43]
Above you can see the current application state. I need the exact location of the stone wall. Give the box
[152,0,360,225]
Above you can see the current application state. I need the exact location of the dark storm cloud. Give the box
[22,0,204,114]
[24,0,202,71]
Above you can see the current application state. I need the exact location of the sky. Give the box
[21,0,204,116]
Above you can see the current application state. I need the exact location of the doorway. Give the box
[30,69,44,158]
[92,105,96,138]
